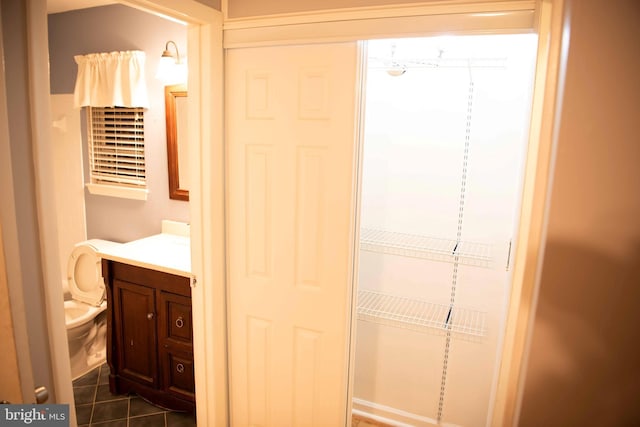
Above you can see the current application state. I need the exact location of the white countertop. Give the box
[98,232,192,278]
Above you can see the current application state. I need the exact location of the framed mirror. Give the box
[165,84,189,201]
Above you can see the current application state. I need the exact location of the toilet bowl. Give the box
[64,239,120,380]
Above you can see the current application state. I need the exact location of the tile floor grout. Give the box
[72,364,196,427]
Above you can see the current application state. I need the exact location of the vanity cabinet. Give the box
[102,260,195,412]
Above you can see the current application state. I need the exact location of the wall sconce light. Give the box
[156,40,187,85]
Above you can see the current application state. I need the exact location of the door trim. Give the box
[222,0,536,27]
[220,1,566,426]
[345,40,369,425]
[27,0,224,425]
[223,7,537,49]
[25,0,74,412]
[492,0,568,425]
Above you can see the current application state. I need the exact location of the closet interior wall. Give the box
[353,35,537,426]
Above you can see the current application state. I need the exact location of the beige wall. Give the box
[226,0,513,18]
[519,0,640,426]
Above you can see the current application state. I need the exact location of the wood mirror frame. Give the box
[165,84,189,201]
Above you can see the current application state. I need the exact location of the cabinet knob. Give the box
[147,312,154,320]
[175,316,184,328]
[176,363,185,374]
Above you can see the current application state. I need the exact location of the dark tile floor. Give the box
[73,364,387,426]
[73,364,196,427]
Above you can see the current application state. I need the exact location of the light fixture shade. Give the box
[387,65,407,76]
[173,61,187,84]
[156,41,187,85]
[156,56,175,82]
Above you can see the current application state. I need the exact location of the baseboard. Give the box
[352,398,438,426]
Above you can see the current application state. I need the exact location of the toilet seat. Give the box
[67,243,105,306]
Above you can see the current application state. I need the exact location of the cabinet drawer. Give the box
[158,291,193,348]
[162,350,195,401]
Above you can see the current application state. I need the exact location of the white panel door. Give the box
[226,43,359,427]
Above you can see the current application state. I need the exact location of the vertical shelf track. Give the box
[437,69,474,424]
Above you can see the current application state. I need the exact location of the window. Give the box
[86,106,148,200]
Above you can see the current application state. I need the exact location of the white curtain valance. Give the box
[74,50,149,108]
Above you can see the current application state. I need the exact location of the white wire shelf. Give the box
[357,290,487,338]
[360,228,493,268]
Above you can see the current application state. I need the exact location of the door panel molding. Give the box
[226,42,360,426]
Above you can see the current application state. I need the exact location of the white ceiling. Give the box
[47,0,116,14]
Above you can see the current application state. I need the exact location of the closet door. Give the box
[226,43,359,426]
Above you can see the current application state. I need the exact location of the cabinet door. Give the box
[113,279,158,387]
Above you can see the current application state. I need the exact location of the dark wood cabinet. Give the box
[103,260,195,412]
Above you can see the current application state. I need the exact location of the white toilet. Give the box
[64,239,120,380]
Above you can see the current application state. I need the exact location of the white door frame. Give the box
[221,1,567,426]
[26,0,225,425]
